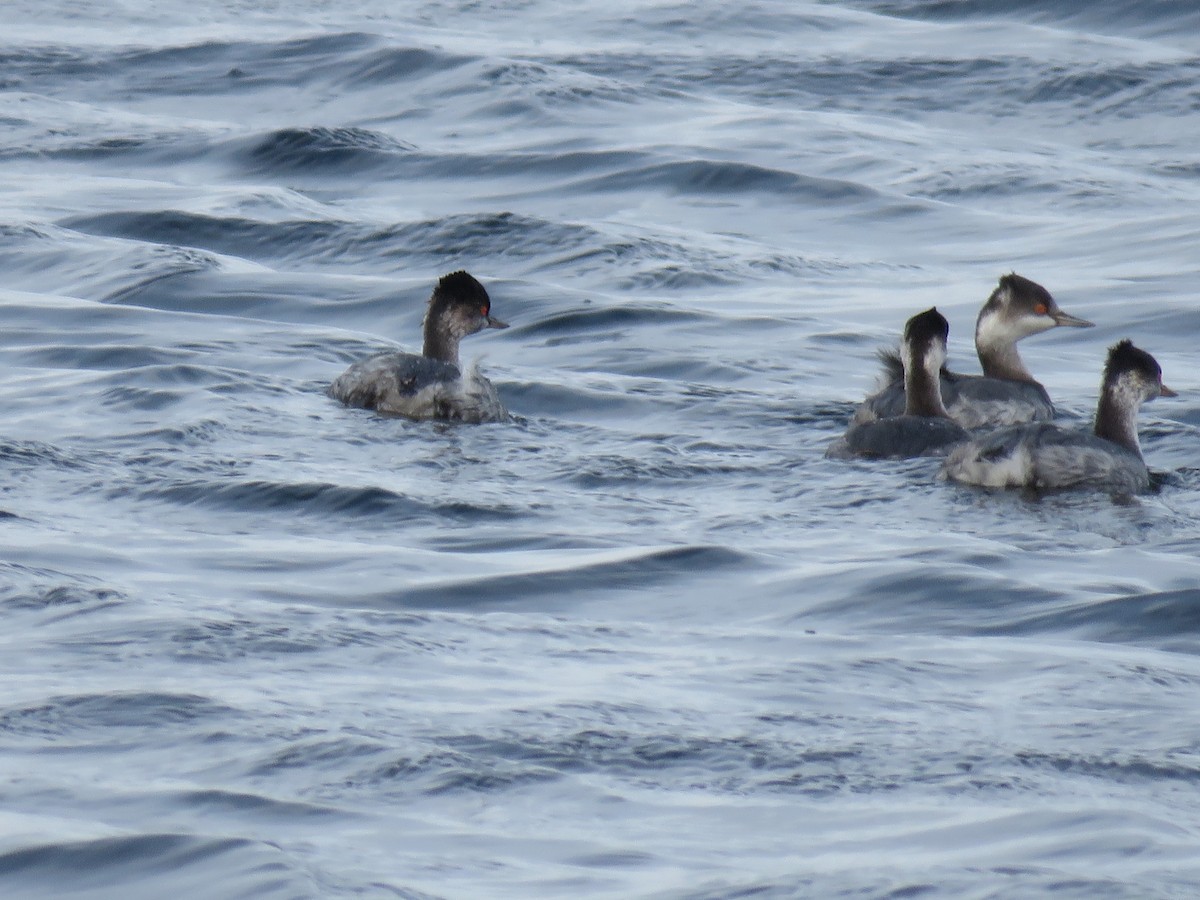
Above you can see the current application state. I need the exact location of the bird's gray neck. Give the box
[975,314,1037,383]
[422,319,461,365]
[1094,383,1142,457]
[976,342,1037,383]
[903,346,949,418]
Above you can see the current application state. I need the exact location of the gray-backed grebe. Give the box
[943,340,1175,494]
[828,307,968,459]
[328,271,509,423]
[855,274,1093,429]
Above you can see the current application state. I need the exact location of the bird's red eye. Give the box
[1034,302,1048,315]
[481,305,489,316]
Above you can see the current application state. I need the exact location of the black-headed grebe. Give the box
[828,307,968,459]
[943,340,1175,494]
[328,271,509,423]
[855,274,1093,429]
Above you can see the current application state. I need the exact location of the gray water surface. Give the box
[2,2,1200,897]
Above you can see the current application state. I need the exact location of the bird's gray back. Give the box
[855,370,1053,429]
[831,415,966,459]
[944,422,1148,493]
[328,352,508,423]
[328,352,460,410]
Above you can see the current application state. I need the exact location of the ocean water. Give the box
[2,1,1200,897]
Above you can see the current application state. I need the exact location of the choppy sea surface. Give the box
[3,1,1200,897]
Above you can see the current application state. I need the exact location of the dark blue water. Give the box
[3,2,1200,897]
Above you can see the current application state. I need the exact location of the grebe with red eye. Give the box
[328,270,510,423]
[854,273,1094,429]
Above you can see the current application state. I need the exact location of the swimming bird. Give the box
[827,307,968,459]
[328,271,510,423]
[854,273,1093,429]
[943,340,1175,495]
